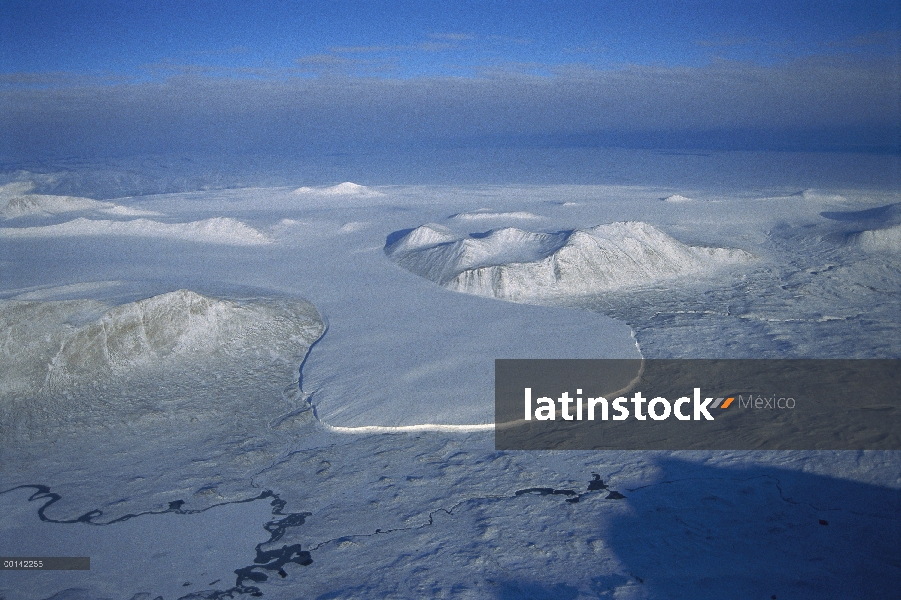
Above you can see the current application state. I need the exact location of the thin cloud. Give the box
[694,37,758,48]
[327,45,397,54]
[141,61,292,80]
[329,37,470,55]
[186,45,251,58]
[2,56,897,160]
[563,43,611,55]
[0,71,131,88]
[428,33,475,41]
[294,53,398,76]
[296,53,356,66]
[826,29,901,49]
[486,35,532,45]
[412,41,461,52]
[327,32,525,58]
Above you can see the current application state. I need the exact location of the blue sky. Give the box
[2,0,898,77]
[1,1,899,162]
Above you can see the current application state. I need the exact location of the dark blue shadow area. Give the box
[384,227,417,248]
[600,456,900,600]
[820,202,901,225]
[494,581,581,600]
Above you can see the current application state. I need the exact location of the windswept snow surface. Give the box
[4,280,126,301]
[0,216,271,245]
[388,221,753,301]
[302,288,638,427]
[1,177,899,599]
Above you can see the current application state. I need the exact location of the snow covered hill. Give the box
[0,290,323,435]
[851,223,901,253]
[820,202,901,253]
[0,216,271,245]
[387,221,753,301]
[293,181,385,197]
[661,194,694,203]
[0,181,158,219]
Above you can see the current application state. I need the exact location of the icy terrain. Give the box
[0,175,899,599]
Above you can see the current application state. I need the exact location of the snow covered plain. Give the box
[0,177,899,599]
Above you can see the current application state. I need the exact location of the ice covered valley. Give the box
[0,178,899,599]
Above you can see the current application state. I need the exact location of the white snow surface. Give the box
[0,181,36,196]
[853,223,901,253]
[0,182,159,219]
[293,181,386,197]
[5,280,126,301]
[449,209,544,220]
[0,216,271,245]
[1,194,110,219]
[0,179,898,600]
[303,288,639,427]
[388,221,753,300]
[0,289,323,434]
[661,194,694,203]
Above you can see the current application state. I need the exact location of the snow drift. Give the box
[0,216,271,245]
[387,221,753,301]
